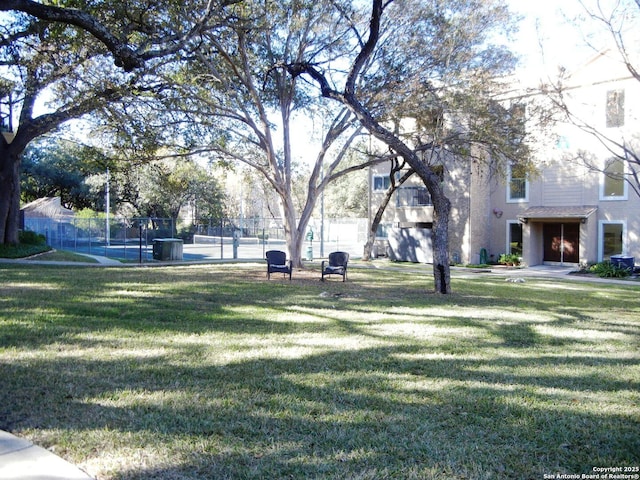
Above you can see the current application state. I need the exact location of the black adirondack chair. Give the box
[321,251,349,282]
[266,250,292,280]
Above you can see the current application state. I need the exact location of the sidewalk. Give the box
[359,261,639,286]
[0,252,121,267]
[76,253,122,265]
[0,430,93,480]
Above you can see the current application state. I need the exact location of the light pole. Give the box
[320,164,325,258]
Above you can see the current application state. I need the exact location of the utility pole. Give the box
[105,168,110,246]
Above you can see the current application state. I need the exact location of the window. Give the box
[373,175,391,191]
[600,222,625,261]
[601,158,627,199]
[396,186,431,207]
[507,165,528,202]
[508,222,523,256]
[556,136,570,150]
[375,223,390,238]
[606,89,624,128]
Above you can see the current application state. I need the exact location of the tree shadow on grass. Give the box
[1,343,638,479]
[1,264,639,478]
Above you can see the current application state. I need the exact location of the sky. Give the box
[507,0,594,79]
[507,0,638,81]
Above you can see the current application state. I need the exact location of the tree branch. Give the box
[345,0,383,97]
[2,0,244,71]
[1,0,143,71]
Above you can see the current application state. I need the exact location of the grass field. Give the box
[0,262,638,479]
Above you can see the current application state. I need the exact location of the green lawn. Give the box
[0,263,638,479]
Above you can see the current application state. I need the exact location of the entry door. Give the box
[543,223,580,263]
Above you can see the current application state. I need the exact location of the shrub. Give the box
[0,230,50,258]
[19,230,47,245]
[177,224,196,242]
[0,243,51,258]
[498,253,521,266]
[589,261,631,278]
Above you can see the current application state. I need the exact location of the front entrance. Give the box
[543,222,580,263]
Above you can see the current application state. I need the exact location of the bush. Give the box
[177,225,196,242]
[589,261,631,278]
[19,230,47,245]
[0,230,50,258]
[0,243,51,258]
[498,253,521,266]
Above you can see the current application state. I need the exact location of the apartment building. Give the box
[370,50,639,268]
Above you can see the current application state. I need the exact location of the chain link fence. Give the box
[24,216,369,262]
[24,216,175,262]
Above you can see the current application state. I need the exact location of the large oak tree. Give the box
[151,1,386,266]
[287,0,532,293]
[0,0,236,244]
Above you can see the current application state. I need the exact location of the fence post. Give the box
[220,218,224,259]
[139,220,143,263]
[145,218,148,262]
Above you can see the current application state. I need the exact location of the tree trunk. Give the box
[363,182,394,261]
[354,112,452,293]
[288,231,303,268]
[280,193,303,268]
[430,192,451,294]
[363,165,414,261]
[284,0,454,292]
[0,145,22,245]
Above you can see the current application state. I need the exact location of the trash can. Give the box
[306,245,313,261]
[610,254,634,270]
[153,238,183,261]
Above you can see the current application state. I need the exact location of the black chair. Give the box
[266,250,292,280]
[321,251,349,282]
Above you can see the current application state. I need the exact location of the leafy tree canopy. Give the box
[20,137,104,210]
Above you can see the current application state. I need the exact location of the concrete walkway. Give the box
[0,252,122,267]
[75,253,122,265]
[0,430,92,480]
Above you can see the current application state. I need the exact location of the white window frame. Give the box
[599,159,628,201]
[598,220,627,261]
[506,165,529,203]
